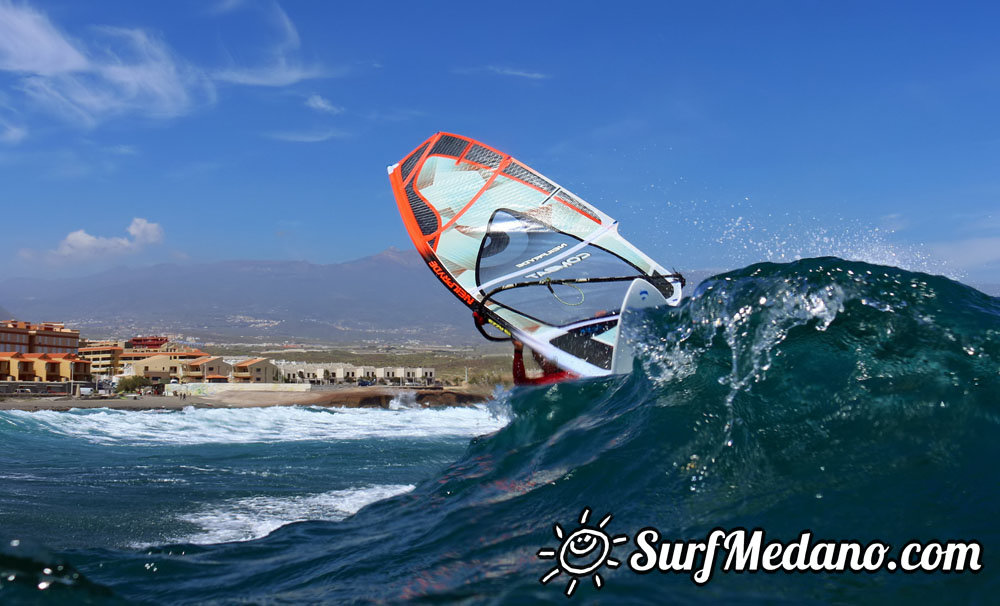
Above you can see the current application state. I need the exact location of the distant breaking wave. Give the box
[1,404,510,445]
[2,257,998,604]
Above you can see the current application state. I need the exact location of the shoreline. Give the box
[0,385,495,412]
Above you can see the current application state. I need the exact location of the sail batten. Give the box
[389,132,682,376]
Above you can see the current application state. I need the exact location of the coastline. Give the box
[0,385,495,412]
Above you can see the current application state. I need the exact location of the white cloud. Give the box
[214,61,325,87]
[0,118,26,143]
[213,2,327,87]
[1,1,336,138]
[125,217,164,245]
[0,2,213,127]
[265,128,346,143]
[209,0,247,14]
[454,65,550,80]
[0,1,88,74]
[486,65,549,79]
[305,94,342,114]
[21,217,164,262]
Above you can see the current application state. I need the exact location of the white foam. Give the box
[3,404,510,445]
[164,483,415,545]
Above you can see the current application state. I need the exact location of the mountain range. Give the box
[0,248,482,344]
[3,249,992,345]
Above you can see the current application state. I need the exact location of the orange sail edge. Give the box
[388,158,479,310]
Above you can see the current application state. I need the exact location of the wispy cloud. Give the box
[209,0,247,15]
[106,144,138,155]
[454,65,550,80]
[20,217,164,263]
[265,128,346,143]
[0,117,26,144]
[213,2,327,86]
[0,2,213,129]
[305,93,342,114]
[0,1,87,74]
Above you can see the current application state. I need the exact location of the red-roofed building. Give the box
[231,357,280,383]
[0,352,90,382]
[180,356,231,383]
[126,336,168,349]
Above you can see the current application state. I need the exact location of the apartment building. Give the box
[0,352,90,382]
[78,345,123,378]
[0,320,80,354]
[180,356,232,384]
[232,358,280,383]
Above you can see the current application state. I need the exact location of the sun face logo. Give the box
[537,507,629,597]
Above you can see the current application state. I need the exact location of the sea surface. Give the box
[1,257,998,604]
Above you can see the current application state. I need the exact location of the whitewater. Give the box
[2,257,998,603]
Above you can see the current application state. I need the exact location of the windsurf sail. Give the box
[388,133,683,377]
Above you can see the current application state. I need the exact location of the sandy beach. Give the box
[0,385,494,412]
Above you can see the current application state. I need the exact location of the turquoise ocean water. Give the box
[1,257,997,603]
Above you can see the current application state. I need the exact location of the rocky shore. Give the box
[0,386,494,412]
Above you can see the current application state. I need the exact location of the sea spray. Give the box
[2,257,998,604]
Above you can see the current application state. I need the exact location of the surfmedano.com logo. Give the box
[537,508,629,597]
[537,508,983,597]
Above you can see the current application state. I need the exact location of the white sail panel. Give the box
[390,133,682,376]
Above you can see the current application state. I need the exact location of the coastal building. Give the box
[375,367,395,383]
[118,354,232,384]
[78,336,209,381]
[274,362,344,384]
[376,367,414,384]
[0,352,90,382]
[232,358,280,383]
[279,366,300,383]
[333,365,357,383]
[78,345,123,378]
[0,352,25,381]
[128,354,182,385]
[180,356,232,384]
[126,336,168,349]
[0,322,30,354]
[119,347,209,366]
[0,320,80,355]
[79,339,127,349]
[47,353,92,382]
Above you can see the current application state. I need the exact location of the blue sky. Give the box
[1,0,998,284]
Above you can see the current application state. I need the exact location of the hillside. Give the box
[0,248,480,344]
